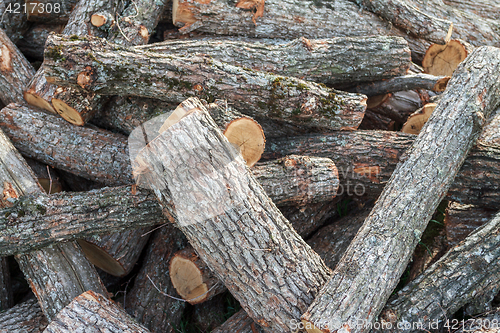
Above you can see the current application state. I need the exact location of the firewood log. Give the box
[0,29,35,105]
[44,35,368,131]
[455,309,500,333]
[378,210,500,332]
[169,246,227,305]
[264,131,500,210]
[0,1,29,43]
[125,225,187,333]
[0,257,12,310]
[0,128,108,321]
[302,46,500,333]
[346,0,452,44]
[350,74,450,97]
[480,111,500,145]
[139,36,411,86]
[358,111,395,131]
[422,39,473,77]
[0,299,48,332]
[443,0,500,20]
[78,227,152,277]
[401,103,437,134]
[445,202,497,247]
[44,291,151,333]
[133,98,332,332]
[24,0,77,23]
[212,309,264,333]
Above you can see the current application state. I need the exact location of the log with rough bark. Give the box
[348,0,452,44]
[44,290,151,333]
[264,131,500,210]
[212,309,265,333]
[350,74,450,97]
[23,0,120,124]
[0,28,36,105]
[78,228,152,277]
[0,103,132,185]
[455,309,500,333]
[139,36,411,86]
[0,299,48,332]
[133,98,332,332]
[302,46,500,333]
[280,200,340,238]
[171,0,430,60]
[443,0,500,20]
[0,127,108,321]
[44,35,368,131]
[24,0,77,23]
[0,185,163,256]
[17,24,64,60]
[422,39,473,77]
[445,202,496,247]
[169,246,227,305]
[0,1,29,43]
[0,256,12,310]
[125,225,187,333]
[378,210,500,332]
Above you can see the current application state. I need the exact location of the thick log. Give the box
[264,131,500,210]
[125,225,187,333]
[0,256,12,310]
[302,46,500,333]
[169,246,227,305]
[422,39,473,77]
[0,103,132,185]
[44,35,368,131]
[456,309,500,333]
[0,299,48,332]
[139,36,411,86]
[378,210,500,332]
[367,89,432,124]
[171,0,430,60]
[350,74,450,97]
[0,28,36,105]
[44,291,151,333]
[443,0,500,20]
[212,309,265,333]
[445,202,496,247]
[480,111,500,145]
[24,0,77,23]
[0,1,29,43]
[0,126,108,321]
[134,99,332,332]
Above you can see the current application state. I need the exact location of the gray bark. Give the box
[134,99,332,332]
[43,291,151,333]
[0,299,48,332]
[44,34,368,131]
[378,211,500,332]
[350,74,450,97]
[0,256,12,310]
[0,0,29,43]
[302,46,500,333]
[139,36,411,86]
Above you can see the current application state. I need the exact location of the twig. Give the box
[147,274,221,302]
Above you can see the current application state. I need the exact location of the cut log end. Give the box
[172,0,197,26]
[401,103,436,134]
[91,14,108,27]
[23,91,56,114]
[302,320,326,333]
[77,239,126,277]
[366,94,390,109]
[433,76,451,92]
[52,98,86,126]
[169,256,208,304]
[224,117,265,167]
[422,40,469,77]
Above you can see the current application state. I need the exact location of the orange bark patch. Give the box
[0,45,12,72]
[353,165,381,183]
[77,66,95,89]
[2,182,19,205]
[236,0,265,25]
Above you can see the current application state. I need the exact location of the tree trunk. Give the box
[44,291,151,333]
[347,0,452,44]
[0,256,13,310]
[44,34,368,131]
[350,74,450,97]
[378,211,500,332]
[212,309,265,333]
[170,0,430,60]
[0,103,132,185]
[445,202,497,247]
[0,299,48,332]
[302,46,500,333]
[0,127,108,321]
[134,99,332,332]
[125,225,187,333]
[0,28,36,105]
[169,246,227,305]
[139,36,411,86]
[78,227,152,277]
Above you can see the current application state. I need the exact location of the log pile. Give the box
[0,1,499,332]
